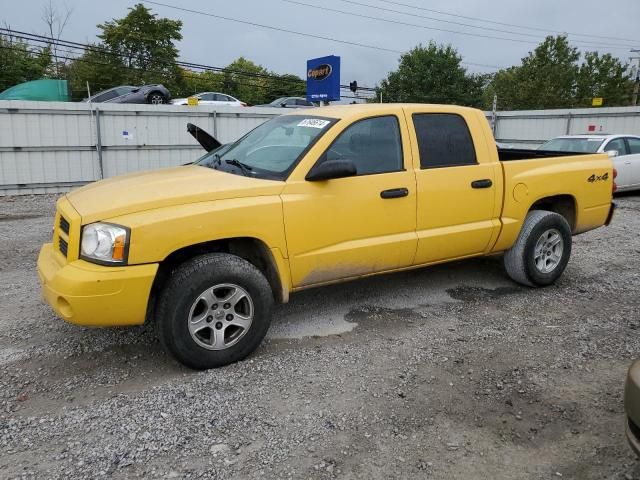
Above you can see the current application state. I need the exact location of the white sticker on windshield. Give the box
[297,118,330,129]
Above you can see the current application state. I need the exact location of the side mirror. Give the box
[607,150,619,158]
[306,159,357,181]
[131,88,140,93]
[281,103,288,107]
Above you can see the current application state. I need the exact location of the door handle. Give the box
[471,179,493,189]
[380,187,409,199]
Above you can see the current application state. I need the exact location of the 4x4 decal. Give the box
[588,172,609,183]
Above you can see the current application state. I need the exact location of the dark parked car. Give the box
[625,360,640,456]
[255,97,315,108]
[84,85,171,104]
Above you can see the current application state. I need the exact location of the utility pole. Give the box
[631,49,640,106]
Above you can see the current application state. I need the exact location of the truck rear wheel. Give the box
[156,253,274,369]
[503,210,572,287]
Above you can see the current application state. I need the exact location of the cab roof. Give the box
[282,103,479,120]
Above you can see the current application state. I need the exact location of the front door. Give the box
[281,114,417,288]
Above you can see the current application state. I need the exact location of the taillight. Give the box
[612,168,617,193]
[240,102,247,107]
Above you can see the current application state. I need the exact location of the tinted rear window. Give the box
[412,114,477,168]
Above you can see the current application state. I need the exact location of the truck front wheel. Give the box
[503,210,572,287]
[156,253,274,369]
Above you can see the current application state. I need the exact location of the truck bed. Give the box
[497,148,589,161]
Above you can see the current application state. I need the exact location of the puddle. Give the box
[267,315,357,340]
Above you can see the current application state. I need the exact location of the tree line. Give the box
[0,3,635,109]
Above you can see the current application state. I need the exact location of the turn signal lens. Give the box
[112,234,126,261]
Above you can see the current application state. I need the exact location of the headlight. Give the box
[80,222,129,264]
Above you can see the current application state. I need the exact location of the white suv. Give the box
[540,134,640,192]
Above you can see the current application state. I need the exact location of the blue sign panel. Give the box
[306,55,340,102]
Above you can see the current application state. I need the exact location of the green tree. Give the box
[178,69,225,98]
[63,45,125,100]
[97,3,182,88]
[376,43,483,106]
[482,66,522,110]
[0,35,52,92]
[486,35,632,110]
[265,73,306,101]
[222,57,271,105]
[517,35,579,109]
[576,51,632,107]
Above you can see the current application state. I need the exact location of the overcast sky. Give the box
[2,0,639,92]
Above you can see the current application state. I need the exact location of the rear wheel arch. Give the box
[528,194,577,232]
[146,237,285,323]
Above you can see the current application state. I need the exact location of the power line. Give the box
[142,0,501,71]
[330,0,637,50]
[375,0,640,45]
[2,29,380,92]
[283,0,543,51]
[142,0,405,55]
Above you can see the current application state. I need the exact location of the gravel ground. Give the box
[0,192,639,479]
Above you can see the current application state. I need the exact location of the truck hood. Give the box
[67,165,284,223]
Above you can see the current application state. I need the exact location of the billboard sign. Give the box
[306,55,340,102]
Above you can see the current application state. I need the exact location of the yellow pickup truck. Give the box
[37,104,615,369]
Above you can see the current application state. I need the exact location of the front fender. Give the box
[106,197,288,265]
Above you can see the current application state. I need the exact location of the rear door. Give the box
[624,137,640,188]
[404,108,502,264]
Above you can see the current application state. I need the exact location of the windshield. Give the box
[539,137,604,153]
[196,115,336,179]
[269,97,286,106]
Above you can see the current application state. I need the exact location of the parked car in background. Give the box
[625,359,640,456]
[84,85,171,104]
[172,92,246,107]
[256,97,315,108]
[539,134,640,192]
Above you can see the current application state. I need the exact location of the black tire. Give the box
[156,253,274,369]
[503,210,572,287]
[147,91,167,104]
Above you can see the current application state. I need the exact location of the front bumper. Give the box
[37,243,158,327]
[625,360,640,456]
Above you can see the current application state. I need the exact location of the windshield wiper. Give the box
[225,158,253,176]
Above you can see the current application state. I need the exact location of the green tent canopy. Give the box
[0,79,71,101]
